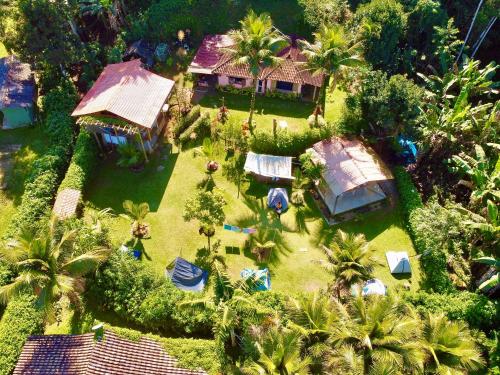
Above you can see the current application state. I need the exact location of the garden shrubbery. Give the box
[249,125,334,156]
[88,252,214,337]
[58,130,98,192]
[0,294,44,375]
[405,291,498,333]
[179,111,211,143]
[5,80,78,238]
[173,104,201,138]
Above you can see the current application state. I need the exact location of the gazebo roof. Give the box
[72,60,174,129]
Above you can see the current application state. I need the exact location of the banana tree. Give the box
[474,257,500,292]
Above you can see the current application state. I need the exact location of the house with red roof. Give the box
[188,34,323,101]
[72,59,175,156]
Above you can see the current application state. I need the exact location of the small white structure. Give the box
[352,279,387,296]
[386,251,411,274]
[244,152,294,183]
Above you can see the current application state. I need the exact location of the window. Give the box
[229,76,245,85]
[276,81,294,91]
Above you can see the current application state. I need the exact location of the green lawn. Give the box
[198,88,346,134]
[83,142,420,293]
[0,126,48,238]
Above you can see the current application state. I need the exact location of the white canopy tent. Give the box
[352,279,387,296]
[307,138,393,216]
[386,251,412,274]
[244,152,294,181]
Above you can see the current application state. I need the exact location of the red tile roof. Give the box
[190,35,324,87]
[72,60,175,129]
[13,332,207,375]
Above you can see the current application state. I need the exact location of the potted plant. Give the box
[117,143,145,172]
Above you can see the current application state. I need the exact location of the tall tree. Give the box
[327,294,424,374]
[320,229,377,299]
[0,218,111,320]
[299,24,363,119]
[421,312,484,373]
[223,10,288,134]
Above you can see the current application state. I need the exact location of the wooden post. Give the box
[138,132,149,163]
[92,131,104,152]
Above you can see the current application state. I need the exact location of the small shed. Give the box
[244,152,294,183]
[241,268,271,291]
[165,257,208,292]
[386,251,411,274]
[123,40,155,68]
[306,137,393,217]
[267,188,289,212]
[0,56,35,129]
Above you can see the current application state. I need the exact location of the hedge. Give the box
[249,125,334,156]
[4,81,77,238]
[179,111,211,143]
[394,167,454,293]
[108,326,220,374]
[173,105,201,137]
[405,291,499,333]
[58,130,97,192]
[0,294,44,375]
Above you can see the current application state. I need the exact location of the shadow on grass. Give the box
[84,149,178,213]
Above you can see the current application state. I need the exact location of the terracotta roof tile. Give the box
[14,331,207,375]
[72,60,175,129]
[191,35,324,87]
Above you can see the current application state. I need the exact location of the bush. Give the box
[216,84,254,96]
[5,80,77,238]
[173,105,201,137]
[249,125,334,156]
[58,130,97,192]
[405,291,499,333]
[89,252,214,336]
[179,111,211,143]
[394,167,423,232]
[0,294,44,375]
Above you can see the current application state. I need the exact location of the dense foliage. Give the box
[5,80,78,238]
[0,294,44,375]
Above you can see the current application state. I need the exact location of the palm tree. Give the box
[251,239,276,263]
[421,312,484,373]
[299,24,363,122]
[320,229,377,299]
[120,200,150,239]
[0,218,111,320]
[223,11,288,133]
[242,327,312,375]
[326,294,424,374]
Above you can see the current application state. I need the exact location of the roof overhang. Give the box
[187,66,213,74]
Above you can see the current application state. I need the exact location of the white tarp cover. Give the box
[386,251,411,274]
[244,152,294,180]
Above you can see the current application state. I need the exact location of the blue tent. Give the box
[165,257,208,292]
[241,268,271,291]
[267,188,289,213]
[398,136,418,164]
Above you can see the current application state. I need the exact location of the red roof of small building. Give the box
[72,60,174,129]
[190,35,323,87]
[14,331,207,375]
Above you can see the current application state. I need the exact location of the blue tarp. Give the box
[240,268,271,291]
[166,257,208,292]
[267,188,289,212]
[398,136,417,164]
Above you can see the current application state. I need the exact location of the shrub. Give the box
[0,294,44,375]
[179,112,211,143]
[249,125,334,156]
[393,166,423,234]
[58,130,97,192]
[173,105,201,137]
[89,251,214,336]
[5,80,77,238]
[405,291,499,333]
[216,84,254,96]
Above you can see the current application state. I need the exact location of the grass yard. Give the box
[198,88,346,134]
[84,141,420,293]
[0,126,48,237]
